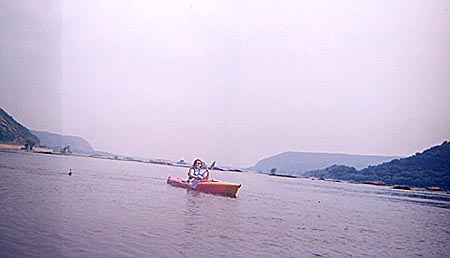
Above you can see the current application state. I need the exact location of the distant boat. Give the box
[426,186,442,191]
[151,159,173,166]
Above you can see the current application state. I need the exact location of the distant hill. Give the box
[0,107,40,145]
[305,141,450,190]
[249,151,399,176]
[31,130,95,155]
[1,107,111,157]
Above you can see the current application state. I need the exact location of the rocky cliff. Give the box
[0,107,39,145]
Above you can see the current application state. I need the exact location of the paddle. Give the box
[208,161,216,171]
[207,161,219,182]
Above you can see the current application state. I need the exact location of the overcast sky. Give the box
[1,0,449,167]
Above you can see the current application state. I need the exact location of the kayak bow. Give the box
[167,176,241,198]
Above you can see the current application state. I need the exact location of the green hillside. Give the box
[0,107,39,145]
[249,151,398,175]
[304,141,450,190]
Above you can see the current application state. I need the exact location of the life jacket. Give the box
[188,167,202,179]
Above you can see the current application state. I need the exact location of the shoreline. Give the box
[0,143,53,153]
[1,143,448,193]
[0,143,194,170]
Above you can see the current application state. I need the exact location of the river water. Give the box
[0,150,449,257]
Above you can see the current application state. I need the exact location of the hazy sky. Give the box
[1,1,449,167]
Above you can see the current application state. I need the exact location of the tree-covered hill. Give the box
[249,151,398,175]
[0,107,39,145]
[31,130,95,155]
[0,107,96,155]
[304,141,450,190]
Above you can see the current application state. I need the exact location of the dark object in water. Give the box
[364,180,385,186]
[269,174,297,178]
[68,169,72,176]
[393,185,411,190]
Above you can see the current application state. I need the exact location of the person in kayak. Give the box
[188,159,210,182]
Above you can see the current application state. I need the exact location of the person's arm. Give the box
[203,168,210,180]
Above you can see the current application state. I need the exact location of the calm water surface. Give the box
[0,151,449,257]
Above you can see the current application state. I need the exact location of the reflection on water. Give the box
[0,150,449,257]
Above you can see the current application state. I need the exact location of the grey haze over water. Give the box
[1,1,449,166]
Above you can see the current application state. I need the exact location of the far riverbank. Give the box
[1,143,448,193]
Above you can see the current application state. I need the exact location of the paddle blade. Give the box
[209,161,216,169]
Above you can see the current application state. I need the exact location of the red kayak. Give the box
[166,176,241,198]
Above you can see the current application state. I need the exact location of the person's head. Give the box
[193,159,202,168]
